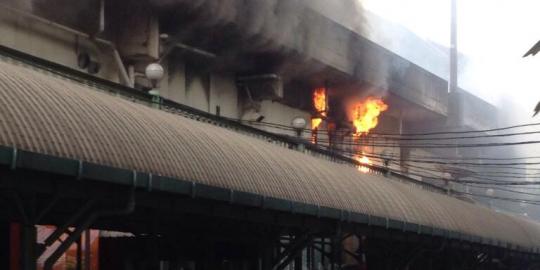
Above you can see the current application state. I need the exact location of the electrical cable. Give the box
[357,151,540,179]
[236,118,540,136]
[465,185,540,196]
[379,164,540,204]
[226,118,540,203]
[322,146,540,167]
[238,120,540,148]
[341,150,540,186]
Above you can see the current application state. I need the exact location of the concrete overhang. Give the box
[151,0,449,119]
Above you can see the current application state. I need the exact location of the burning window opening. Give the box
[351,97,389,137]
[311,87,328,144]
[350,96,388,173]
[309,89,388,173]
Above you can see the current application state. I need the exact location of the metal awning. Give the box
[1,60,540,252]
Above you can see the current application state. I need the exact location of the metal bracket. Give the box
[35,194,60,223]
[272,232,313,270]
[41,186,136,270]
[10,147,18,170]
[37,199,98,257]
[10,191,30,225]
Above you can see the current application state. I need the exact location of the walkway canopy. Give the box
[1,60,540,251]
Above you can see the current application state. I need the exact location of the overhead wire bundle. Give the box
[234,118,540,205]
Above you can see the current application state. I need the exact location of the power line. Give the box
[365,131,540,141]
[399,162,540,184]
[244,120,540,141]
[326,146,540,167]
[363,153,540,178]
[348,152,540,162]
[327,145,540,204]
[318,146,540,176]
[316,143,540,171]
[362,153,540,168]
[368,156,540,175]
[242,120,540,148]
[378,164,540,204]
[316,145,540,180]
[317,139,540,149]
[452,190,540,205]
[387,162,514,185]
[238,118,540,136]
[371,156,540,183]
[238,119,540,201]
[466,185,540,196]
[347,152,540,186]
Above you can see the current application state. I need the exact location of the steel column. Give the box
[20,224,36,270]
[84,230,91,270]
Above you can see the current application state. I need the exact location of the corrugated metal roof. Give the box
[1,60,540,249]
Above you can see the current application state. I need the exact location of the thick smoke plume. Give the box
[150,0,387,86]
[1,0,100,33]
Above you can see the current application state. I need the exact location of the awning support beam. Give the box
[37,198,98,257]
[272,232,313,270]
[42,179,136,270]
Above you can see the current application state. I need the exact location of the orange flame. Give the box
[352,97,388,136]
[311,118,322,130]
[355,155,372,173]
[313,88,327,116]
[311,88,327,130]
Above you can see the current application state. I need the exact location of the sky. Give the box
[362,0,540,120]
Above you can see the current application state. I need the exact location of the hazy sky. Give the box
[361,0,540,181]
[363,0,540,118]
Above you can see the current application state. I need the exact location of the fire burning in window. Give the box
[311,87,327,130]
[309,89,388,174]
[351,97,388,136]
[351,97,388,173]
[311,118,322,130]
[311,87,327,143]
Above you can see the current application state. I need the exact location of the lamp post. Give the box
[291,117,307,151]
[291,117,307,138]
[145,63,164,109]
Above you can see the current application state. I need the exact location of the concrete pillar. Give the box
[114,1,159,61]
[398,113,410,174]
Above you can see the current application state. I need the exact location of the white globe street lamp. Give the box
[291,117,307,137]
[145,63,164,108]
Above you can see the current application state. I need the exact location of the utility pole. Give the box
[449,0,458,95]
[448,0,461,162]
[448,0,461,127]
